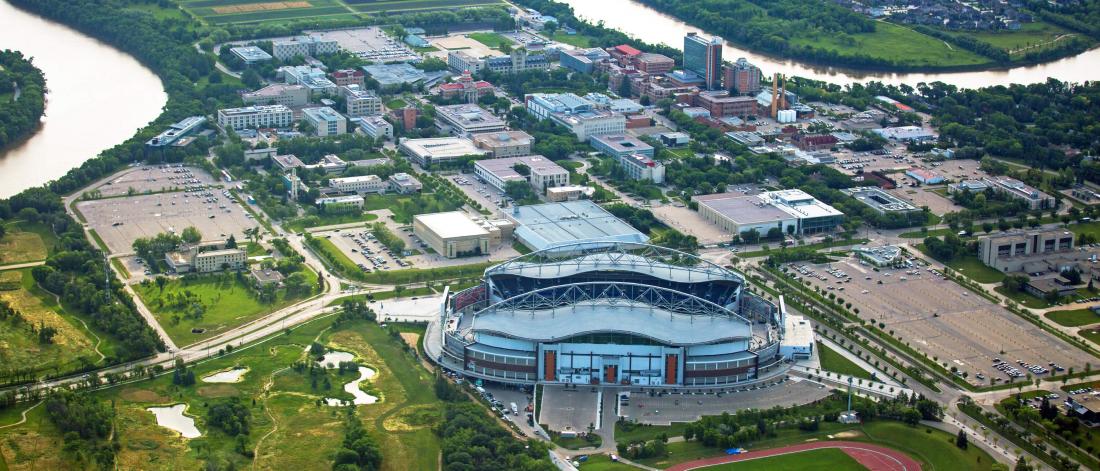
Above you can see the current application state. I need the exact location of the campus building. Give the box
[473,131,534,158]
[278,66,338,97]
[329,175,387,194]
[684,32,723,90]
[399,137,487,167]
[217,105,294,131]
[435,104,507,137]
[230,46,272,65]
[434,241,791,386]
[694,190,843,237]
[242,84,310,107]
[723,58,762,96]
[985,176,1056,210]
[351,116,393,140]
[841,187,920,216]
[341,86,383,117]
[560,48,610,73]
[316,195,365,209]
[507,200,649,252]
[147,116,206,147]
[330,69,366,88]
[301,107,347,137]
[413,211,492,258]
[272,35,339,61]
[388,172,422,194]
[589,134,655,159]
[165,242,247,274]
[978,230,1076,272]
[474,155,569,194]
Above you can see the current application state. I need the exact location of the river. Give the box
[560,0,1100,88]
[0,0,166,199]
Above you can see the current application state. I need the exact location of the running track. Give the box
[664,440,921,471]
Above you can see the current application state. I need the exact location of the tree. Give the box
[241,69,262,89]
[180,226,201,244]
[226,234,238,249]
[543,20,559,34]
[155,276,168,293]
[1002,274,1029,293]
[1014,456,1032,471]
[955,430,968,449]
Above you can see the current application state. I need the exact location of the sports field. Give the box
[695,448,866,470]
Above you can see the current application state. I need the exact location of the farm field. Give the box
[0,317,443,471]
[177,0,356,25]
[134,270,318,346]
[346,0,506,14]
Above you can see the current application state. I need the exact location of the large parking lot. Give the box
[92,165,217,198]
[78,184,259,255]
[314,227,413,274]
[791,257,1094,386]
[888,187,961,216]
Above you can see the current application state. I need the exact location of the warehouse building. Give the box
[413,211,492,258]
[508,200,649,252]
[474,155,569,194]
[695,190,843,237]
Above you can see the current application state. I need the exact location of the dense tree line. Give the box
[0,50,46,149]
[439,402,555,471]
[333,407,383,471]
[45,391,118,467]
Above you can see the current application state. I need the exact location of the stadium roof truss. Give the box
[486,241,743,283]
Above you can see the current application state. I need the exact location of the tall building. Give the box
[301,107,347,137]
[272,36,338,61]
[217,105,294,131]
[684,32,723,90]
[723,58,762,96]
[341,86,382,118]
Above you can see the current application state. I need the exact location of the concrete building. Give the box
[684,32,723,90]
[435,104,507,137]
[230,46,272,65]
[560,47,610,73]
[659,132,691,147]
[438,72,494,101]
[508,200,649,252]
[855,246,903,267]
[724,58,761,95]
[301,107,347,137]
[872,126,936,143]
[985,176,1056,210]
[483,49,550,74]
[546,185,595,202]
[526,93,626,140]
[388,172,422,194]
[399,137,487,166]
[474,155,569,194]
[217,105,294,131]
[329,175,387,194]
[793,134,839,152]
[316,195,365,209]
[947,179,991,194]
[473,131,534,158]
[279,66,337,97]
[351,115,393,140]
[590,134,655,159]
[526,92,596,120]
[633,53,675,74]
[978,230,1075,272]
[695,190,843,237]
[447,50,485,74]
[841,187,919,216]
[905,168,944,185]
[147,116,206,147]
[242,84,310,107]
[696,92,758,118]
[330,69,366,88]
[250,268,284,286]
[272,35,339,61]
[165,242,247,273]
[341,85,382,117]
[363,63,445,90]
[618,153,665,184]
[413,211,491,258]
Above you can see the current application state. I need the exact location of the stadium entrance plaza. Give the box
[792,256,1094,386]
[537,378,831,432]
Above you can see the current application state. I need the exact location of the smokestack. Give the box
[780,75,787,110]
[770,72,779,119]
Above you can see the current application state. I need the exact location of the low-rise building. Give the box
[341,85,382,117]
[792,134,839,152]
[659,132,690,147]
[388,172,422,194]
[508,200,649,252]
[694,190,843,237]
[330,68,366,88]
[351,115,393,140]
[250,268,285,286]
[217,105,295,131]
[272,35,338,61]
[279,66,337,97]
[696,92,758,118]
[242,84,310,107]
[560,47,610,73]
[947,179,990,194]
[905,168,944,185]
[363,63,446,90]
[413,211,491,258]
[841,187,920,216]
[472,130,534,158]
[546,185,595,202]
[435,104,507,137]
[474,155,569,194]
[590,134,655,159]
[301,106,347,137]
[165,242,247,273]
[854,245,903,267]
[552,110,625,141]
[872,126,935,143]
[316,195,365,209]
[633,53,675,74]
[985,175,1055,210]
[399,137,487,167]
[230,46,272,65]
[147,116,206,147]
[618,153,665,184]
[329,175,387,194]
[978,230,1075,272]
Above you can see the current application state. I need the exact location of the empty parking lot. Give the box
[792,257,1094,386]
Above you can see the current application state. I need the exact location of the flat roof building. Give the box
[388,172,422,194]
[147,116,206,147]
[474,155,569,194]
[399,137,487,167]
[618,153,666,184]
[217,105,294,131]
[508,200,649,252]
[272,35,339,61]
[317,195,365,208]
[435,104,507,137]
[552,110,625,141]
[841,187,919,215]
[472,130,534,158]
[413,211,491,258]
[341,85,382,117]
[986,175,1055,210]
[906,168,944,184]
[363,63,446,90]
[695,189,842,237]
[872,126,935,143]
[855,245,903,267]
[301,106,347,137]
[589,134,654,159]
[761,189,844,235]
[279,65,337,97]
[351,115,393,140]
[230,46,272,65]
[978,230,1076,272]
[242,84,309,107]
[329,175,387,194]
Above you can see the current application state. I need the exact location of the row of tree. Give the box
[0,50,46,150]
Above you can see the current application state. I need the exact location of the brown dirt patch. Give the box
[399,333,420,350]
[197,385,240,398]
[119,388,169,403]
[830,430,863,439]
[212,1,311,14]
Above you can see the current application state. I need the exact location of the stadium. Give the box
[428,242,796,387]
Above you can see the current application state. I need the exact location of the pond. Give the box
[202,368,248,383]
[325,367,378,406]
[317,351,355,368]
[147,404,201,438]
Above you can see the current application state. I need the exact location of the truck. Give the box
[510,402,519,416]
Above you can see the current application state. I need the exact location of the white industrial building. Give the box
[217,105,295,131]
[329,175,387,194]
[399,137,487,166]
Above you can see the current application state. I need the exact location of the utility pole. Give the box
[104,254,111,304]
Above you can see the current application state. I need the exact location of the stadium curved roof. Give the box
[486,241,744,284]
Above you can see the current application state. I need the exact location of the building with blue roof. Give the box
[508,200,649,252]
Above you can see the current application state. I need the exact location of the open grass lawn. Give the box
[1069,221,1100,241]
[577,454,635,470]
[285,211,378,232]
[955,21,1086,55]
[0,313,443,470]
[0,221,55,265]
[853,421,994,471]
[349,0,505,14]
[385,98,407,109]
[899,227,955,239]
[1047,308,1100,327]
[360,193,464,224]
[615,421,687,445]
[787,21,989,68]
[634,423,858,468]
[816,342,873,380]
[995,286,1051,309]
[551,31,592,48]
[0,269,115,380]
[738,238,869,259]
[1079,326,1100,346]
[701,447,865,470]
[468,32,512,49]
[180,0,354,25]
[136,270,317,346]
[915,248,1005,284]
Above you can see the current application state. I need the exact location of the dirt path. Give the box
[43,285,107,364]
[252,343,304,469]
[0,400,43,429]
[664,440,921,471]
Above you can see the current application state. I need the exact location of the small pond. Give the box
[325,367,378,406]
[202,368,248,383]
[147,404,201,438]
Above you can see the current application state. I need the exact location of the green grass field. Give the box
[1079,326,1100,346]
[816,342,873,380]
[0,221,55,265]
[551,31,592,48]
[576,454,635,470]
[913,245,1005,284]
[468,32,512,49]
[995,286,1051,309]
[178,0,355,25]
[701,448,865,470]
[787,20,989,68]
[347,0,506,14]
[954,21,1085,55]
[135,270,317,346]
[285,211,377,232]
[0,314,443,470]
[1069,221,1100,241]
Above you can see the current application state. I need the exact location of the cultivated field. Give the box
[345,0,506,15]
[179,0,354,25]
[794,256,1095,386]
